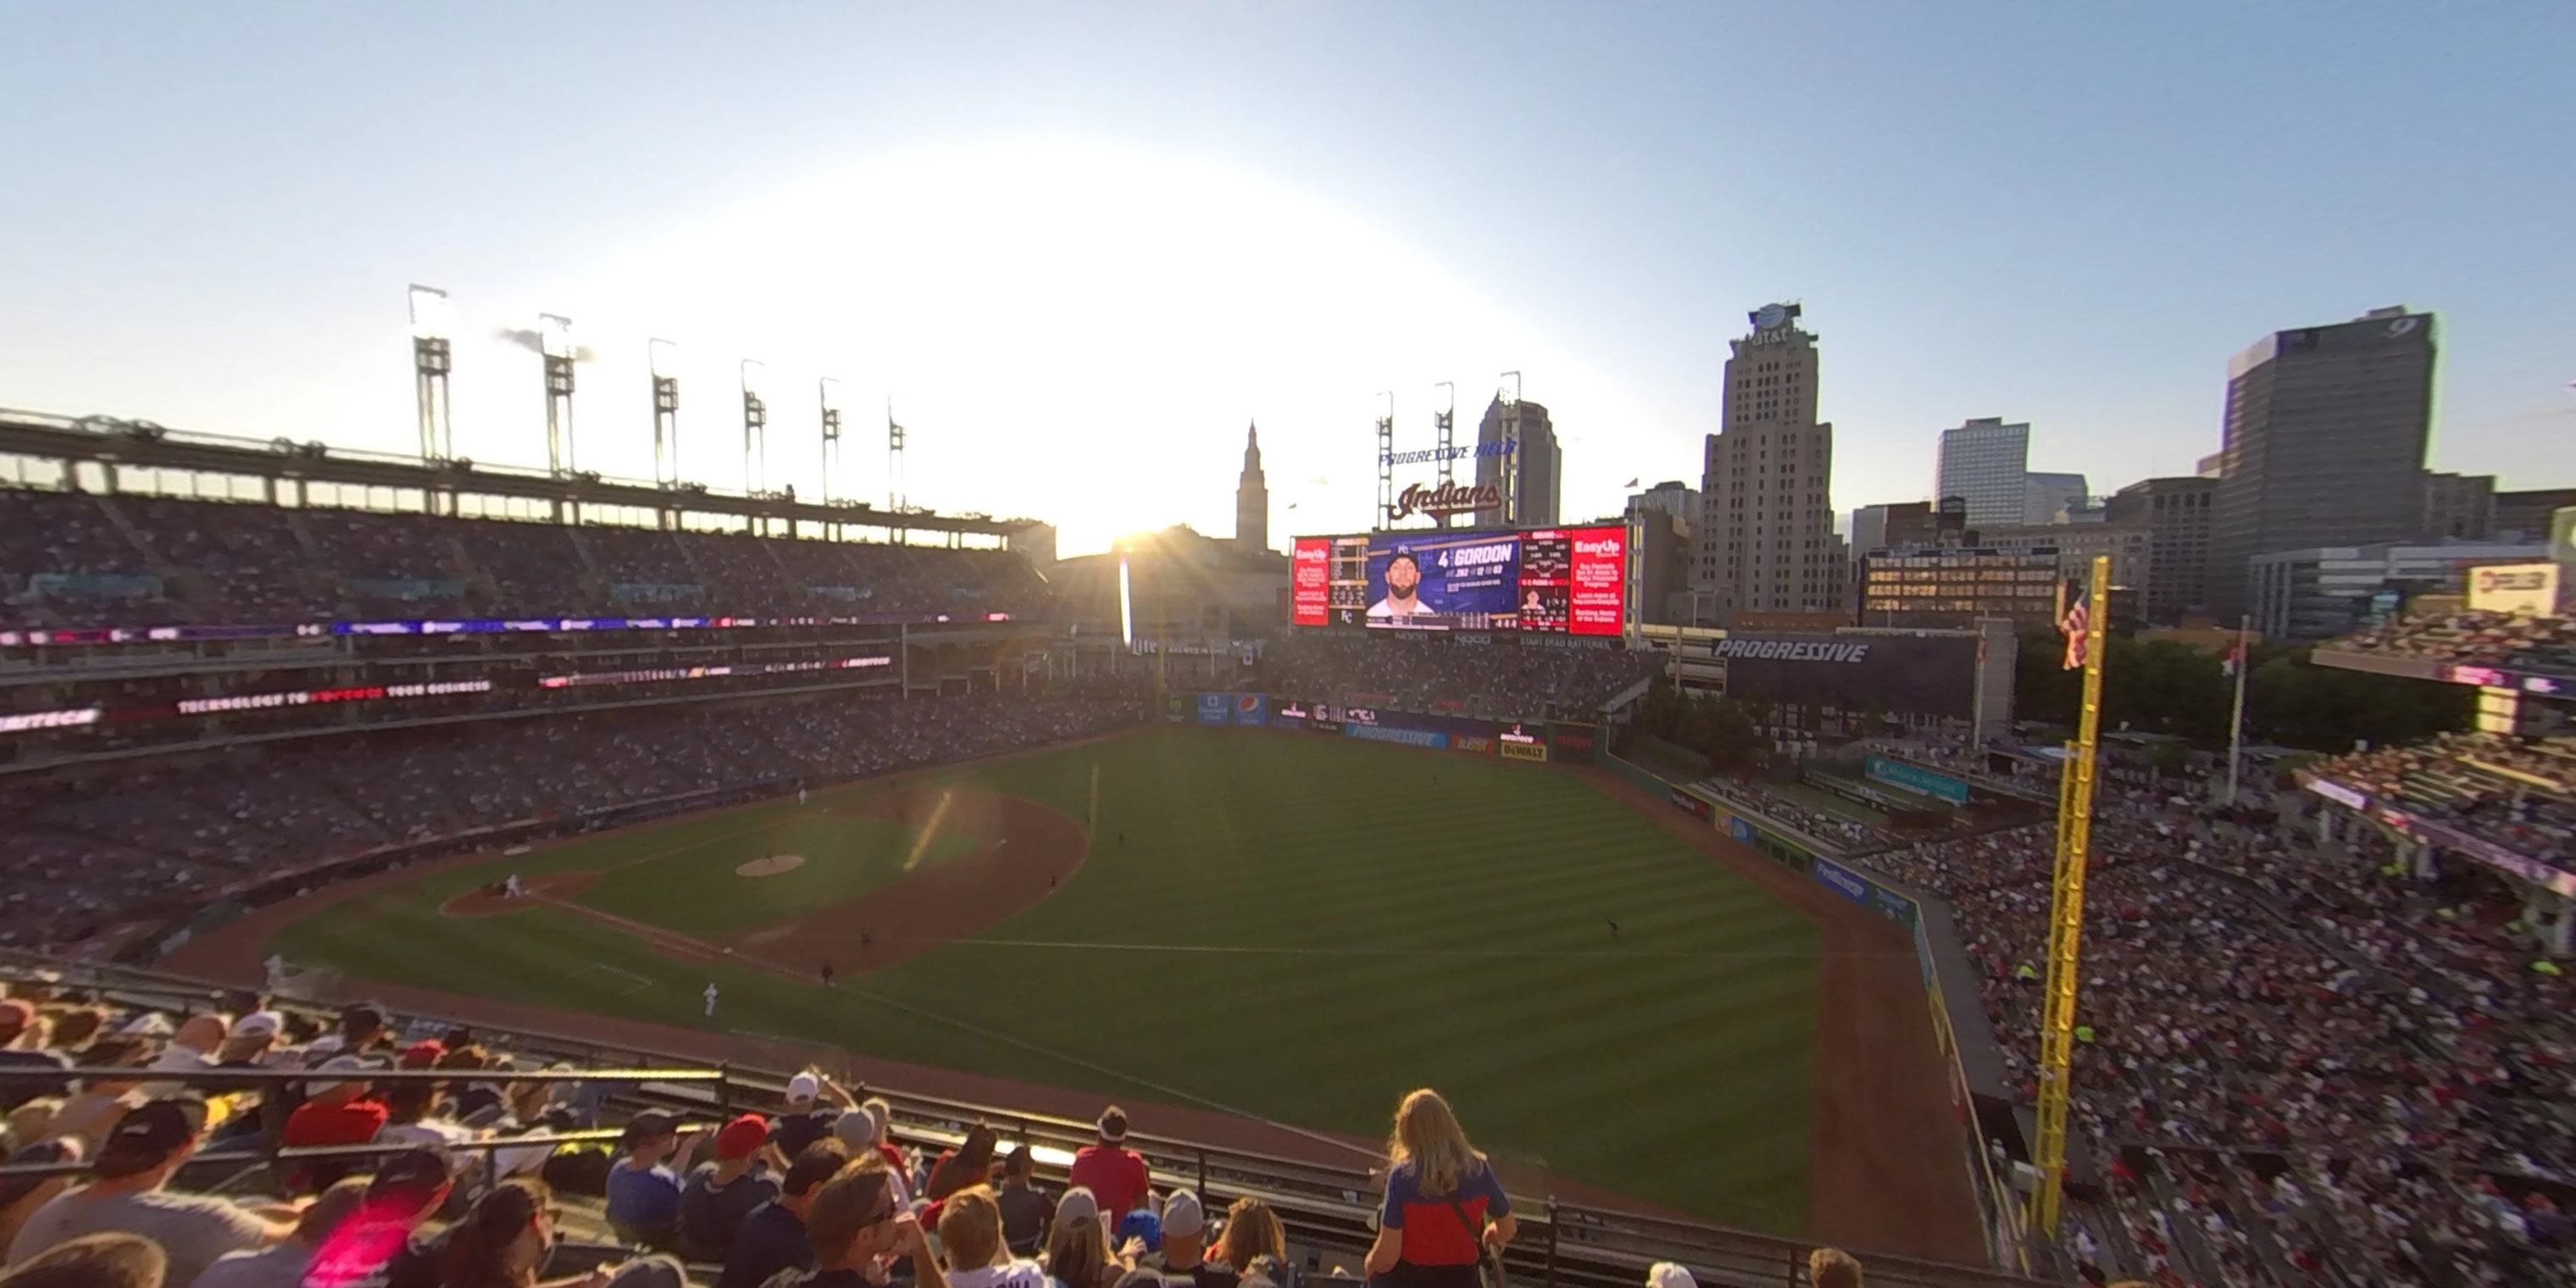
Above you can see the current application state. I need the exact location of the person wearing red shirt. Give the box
[1067,1107,1149,1220]
[281,1058,387,1191]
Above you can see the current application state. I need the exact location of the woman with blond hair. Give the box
[1041,1188,1135,1288]
[1213,1196,1285,1273]
[1363,1089,1514,1288]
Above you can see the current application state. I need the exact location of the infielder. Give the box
[703,982,719,1018]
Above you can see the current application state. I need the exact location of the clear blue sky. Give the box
[1,3,2568,553]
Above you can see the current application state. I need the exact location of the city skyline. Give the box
[0,4,2569,557]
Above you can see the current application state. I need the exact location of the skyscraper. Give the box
[1933,418,2030,530]
[2105,476,2215,623]
[1234,420,1269,555]
[1473,395,1560,526]
[2022,471,2090,525]
[2207,306,2436,616]
[1693,303,1837,624]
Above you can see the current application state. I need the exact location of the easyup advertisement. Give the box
[1290,539,1333,626]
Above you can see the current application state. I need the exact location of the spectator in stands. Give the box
[0,1232,168,1288]
[1362,1090,1513,1288]
[0,1003,70,1111]
[142,1013,226,1091]
[1208,1199,1280,1280]
[8,1097,291,1286]
[935,1186,1046,1288]
[924,1124,1001,1206]
[192,1175,367,1288]
[214,1013,284,1073]
[716,1141,846,1288]
[680,1114,780,1263]
[772,1152,945,1288]
[1069,1108,1149,1221]
[0,1142,79,1258]
[1137,1190,1231,1288]
[1806,1249,1862,1288]
[995,1146,1051,1257]
[375,1081,476,1150]
[774,1071,850,1158]
[605,1110,704,1252]
[41,1035,152,1146]
[1042,1189,1135,1288]
[295,1147,454,1288]
[1645,1263,1696,1288]
[438,1177,682,1288]
[302,1003,391,1065]
[281,1058,387,1191]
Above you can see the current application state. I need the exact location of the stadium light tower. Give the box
[818,377,843,509]
[539,313,577,475]
[1374,391,1395,529]
[408,286,453,463]
[887,399,908,512]
[648,339,680,487]
[740,359,768,497]
[1433,380,1455,530]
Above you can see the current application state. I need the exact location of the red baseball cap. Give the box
[715,1113,770,1160]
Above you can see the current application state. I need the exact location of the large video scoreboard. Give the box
[1290,525,1628,636]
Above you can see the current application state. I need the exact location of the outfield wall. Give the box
[1161,691,1597,764]
[1605,750,2033,1271]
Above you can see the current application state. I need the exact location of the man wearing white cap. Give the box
[771,1069,855,1160]
[1139,1190,1234,1288]
[1647,1263,1698,1288]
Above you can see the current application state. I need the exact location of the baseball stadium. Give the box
[3,401,2572,1288]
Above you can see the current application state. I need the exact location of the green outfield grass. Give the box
[268,726,1823,1231]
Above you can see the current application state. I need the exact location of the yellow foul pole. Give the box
[2031,554,2110,1235]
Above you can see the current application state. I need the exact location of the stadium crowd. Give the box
[2307,733,2576,861]
[2331,611,2576,676]
[0,693,1145,952]
[1254,636,1653,719]
[0,973,1851,1288]
[0,488,1052,629]
[1863,752,2576,1288]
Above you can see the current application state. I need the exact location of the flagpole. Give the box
[2223,613,2251,805]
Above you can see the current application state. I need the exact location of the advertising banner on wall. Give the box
[1670,786,1713,819]
[1717,633,1982,722]
[1548,720,1599,764]
[1346,724,1448,750]
[1452,734,1494,755]
[1269,697,1310,728]
[2466,563,2561,615]
[1196,692,1230,725]
[1865,756,1972,805]
[1164,693,1186,724]
[1813,858,1876,908]
[1309,702,1344,733]
[1232,693,1269,726]
[1499,740,1549,763]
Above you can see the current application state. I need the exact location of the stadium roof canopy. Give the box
[0,408,1042,544]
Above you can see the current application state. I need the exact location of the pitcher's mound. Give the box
[737,855,807,877]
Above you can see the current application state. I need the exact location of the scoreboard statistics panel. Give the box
[1289,525,1627,636]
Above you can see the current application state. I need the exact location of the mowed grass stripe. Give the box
[268,725,1824,1234]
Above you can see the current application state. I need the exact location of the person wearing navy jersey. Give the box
[1362,1090,1514,1288]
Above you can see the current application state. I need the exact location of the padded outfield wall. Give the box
[1161,691,1597,765]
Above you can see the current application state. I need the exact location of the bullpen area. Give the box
[169,724,1976,1257]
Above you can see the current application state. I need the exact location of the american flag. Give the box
[2060,584,2090,670]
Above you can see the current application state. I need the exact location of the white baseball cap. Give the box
[229,1012,284,1040]
[786,1072,822,1102]
[1647,1264,1698,1288]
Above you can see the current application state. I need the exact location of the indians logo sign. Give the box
[1389,480,1502,520]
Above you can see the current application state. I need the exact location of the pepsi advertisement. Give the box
[1365,530,1523,630]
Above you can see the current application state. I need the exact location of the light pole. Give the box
[407,286,452,464]
[740,359,768,498]
[648,339,680,488]
[819,377,843,515]
[539,313,577,476]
